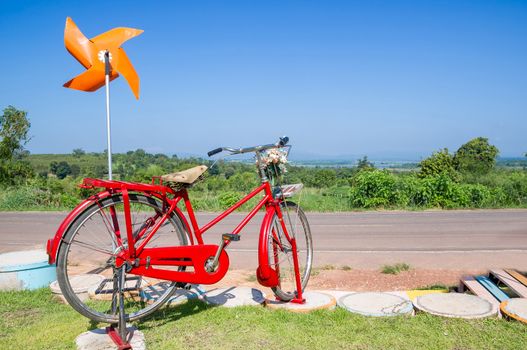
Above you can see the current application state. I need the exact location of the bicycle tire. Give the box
[56,193,189,323]
[268,201,313,301]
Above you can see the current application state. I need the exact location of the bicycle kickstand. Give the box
[106,266,132,350]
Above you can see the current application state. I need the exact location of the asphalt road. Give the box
[1,210,526,269]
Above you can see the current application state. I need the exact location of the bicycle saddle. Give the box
[161,165,208,184]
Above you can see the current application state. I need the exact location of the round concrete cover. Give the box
[0,249,48,270]
[203,286,266,307]
[338,292,413,317]
[266,291,336,312]
[414,293,496,319]
[140,282,205,305]
[50,274,105,294]
[501,298,527,323]
[76,326,145,350]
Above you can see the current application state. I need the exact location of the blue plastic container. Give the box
[0,250,57,290]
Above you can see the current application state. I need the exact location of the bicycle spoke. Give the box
[97,206,119,242]
[70,239,114,255]
[57,193,190,323]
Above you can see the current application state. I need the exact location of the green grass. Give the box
[1,288,527,349]
[246,274,258,282]
[311,264,338,277]
[415,284,454,291]
[381,263,411,275]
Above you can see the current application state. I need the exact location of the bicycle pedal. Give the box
[222,233,240,242]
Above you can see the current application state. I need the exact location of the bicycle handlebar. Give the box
[207,136,289,157]
[207,148,223,157]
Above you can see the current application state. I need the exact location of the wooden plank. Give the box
[504,269,527,288]
[490,269,527,298]
[475,275,510,302]
[460,276,501,311]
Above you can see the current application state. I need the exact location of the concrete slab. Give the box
[203,286,266,307]
[312,290,351,301]
[50,274,105,303]
[76,326,146,350]
[266,291,336,313]
[338,292,413,317]
[500,298,527,324]
[140,282,205,305]
[414,293,497,319]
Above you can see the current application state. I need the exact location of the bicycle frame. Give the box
[47,176,305,302]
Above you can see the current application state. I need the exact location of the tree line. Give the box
[1,105,526,211]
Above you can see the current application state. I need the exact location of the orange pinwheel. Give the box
[63,17,143,99]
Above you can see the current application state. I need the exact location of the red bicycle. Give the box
[46,136,313,324]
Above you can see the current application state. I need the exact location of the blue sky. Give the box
[0,1,525,159]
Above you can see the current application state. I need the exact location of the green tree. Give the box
[52,161,72,179]
[50,161,58,174]
[0,106,31,160]
[70,164,81,178]
[0,106,33,184]
[72,148,85,158]
[357,156,374,170]
[310,169,337,188]
[418,148,458,180]
[454,137,499,174]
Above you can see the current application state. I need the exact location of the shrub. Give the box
[418,148,458,180]
[501,171,527,205]
[349,169,398,208]
[0,186,56,210]
[461,184,492,208]
[381,263,410,275]
[218,191,242,209]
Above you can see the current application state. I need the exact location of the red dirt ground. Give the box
[209,268,484,293]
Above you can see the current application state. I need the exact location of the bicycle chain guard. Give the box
[128,245,229,285]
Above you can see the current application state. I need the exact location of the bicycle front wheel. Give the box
[56,193,189,323]
[268,201,313,301]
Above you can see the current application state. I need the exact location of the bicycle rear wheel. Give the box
[268,202,313,301]
[56,193,189,323]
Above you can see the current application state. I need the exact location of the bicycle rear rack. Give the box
[81,177,174,194]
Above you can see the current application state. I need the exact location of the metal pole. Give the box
[104,50,113,180]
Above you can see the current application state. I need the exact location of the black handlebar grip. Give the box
[207,148,223,157]
[279,136,289,146]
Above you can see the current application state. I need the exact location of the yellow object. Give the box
[500,299,527,324]
[406,289,448,301]
[63,17,143,99]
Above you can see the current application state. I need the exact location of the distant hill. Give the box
[27,153,526,174]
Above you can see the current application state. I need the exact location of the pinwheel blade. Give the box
[114,48,140,99]
[64,67,118,92]
[64,17,93,69]
[91,27,144,49]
